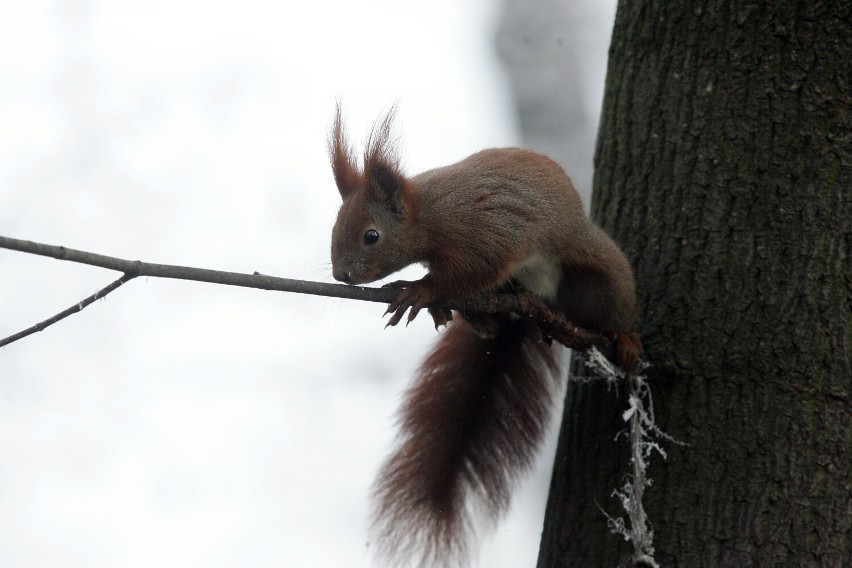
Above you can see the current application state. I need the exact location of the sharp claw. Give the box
[385,306,406,328]
[407,306,422,325]
[385,296,404,315]
[384,281,437,330]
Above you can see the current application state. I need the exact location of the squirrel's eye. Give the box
[364,229,380,245]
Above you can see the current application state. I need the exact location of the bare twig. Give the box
[0,273,135,348]
[0,235,397,303]
[0,235,616,356]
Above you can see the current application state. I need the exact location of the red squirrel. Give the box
[329,107,641,567]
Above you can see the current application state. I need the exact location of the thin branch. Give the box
[0,235,616,357]
[0,273,135,348]
[0,235,397,303]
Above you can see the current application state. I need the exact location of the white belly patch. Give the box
[511,252,561,301]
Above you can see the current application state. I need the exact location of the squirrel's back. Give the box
[412,148,587,255]
[411,147,636,332]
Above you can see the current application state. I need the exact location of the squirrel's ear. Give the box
[364,107,407,215]
[328,104,362,199]
[366,161,407,215]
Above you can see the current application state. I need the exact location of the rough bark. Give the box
[538,1,850,567]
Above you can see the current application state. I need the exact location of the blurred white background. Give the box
[0,1,614,566]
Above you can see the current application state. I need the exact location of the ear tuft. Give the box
[364,106,407,214]
[328,103,362,198]
[368,163,405,215]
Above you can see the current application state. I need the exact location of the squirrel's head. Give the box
[328,106,420,285]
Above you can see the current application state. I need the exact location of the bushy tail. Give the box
[370,315,562,568]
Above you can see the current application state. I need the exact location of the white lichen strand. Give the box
[571,347,685,568]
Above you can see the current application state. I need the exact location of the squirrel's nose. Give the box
[334,270,351,284]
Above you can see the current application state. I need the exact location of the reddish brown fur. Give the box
[371,315,560,568]
[328,109,642,567]
[329,105,362,198]
[364,107,400,186]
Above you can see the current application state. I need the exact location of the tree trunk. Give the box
[538,2,850,567]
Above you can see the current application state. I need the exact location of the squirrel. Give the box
[328,106,642,567]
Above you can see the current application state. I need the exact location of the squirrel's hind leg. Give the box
[614,332,643,373]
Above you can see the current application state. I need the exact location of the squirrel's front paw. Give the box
[383,279,437,327]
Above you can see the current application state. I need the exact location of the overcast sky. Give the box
[0,2,615,566]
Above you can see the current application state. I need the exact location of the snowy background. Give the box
[0,1,614,566]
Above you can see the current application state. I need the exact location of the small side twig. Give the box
[0,273,136,348]
[0,235,618,357]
